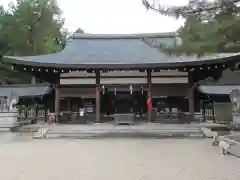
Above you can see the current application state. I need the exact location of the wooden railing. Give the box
[18,108,45,117]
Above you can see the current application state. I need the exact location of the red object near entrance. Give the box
[147,98,152,112]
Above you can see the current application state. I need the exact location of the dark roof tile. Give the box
[0,84,52,97]
[4,32,240,69]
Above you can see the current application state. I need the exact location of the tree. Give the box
[0,0,68,83]
[142,0,240,18]
[5,0,67,55]
[0,6,11,55]
[142,0,240,55]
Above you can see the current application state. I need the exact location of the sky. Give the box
[1,0,189,34]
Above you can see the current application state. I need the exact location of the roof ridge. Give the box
[70,32,176,39]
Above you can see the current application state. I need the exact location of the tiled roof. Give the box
[0,84,52,97]
[200,70,240,86]
[198,84,240,95]
[4,32,240,69]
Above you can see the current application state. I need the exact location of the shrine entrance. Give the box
[100,85,147,116]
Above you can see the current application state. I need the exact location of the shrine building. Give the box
[3,32,240,123]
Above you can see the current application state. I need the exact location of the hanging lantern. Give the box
[114,88,117,95]
[102,85,105,94]
[130,84,133,95]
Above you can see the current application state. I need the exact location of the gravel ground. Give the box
[0,138,240,180]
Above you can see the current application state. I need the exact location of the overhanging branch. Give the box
[142,0,240,18]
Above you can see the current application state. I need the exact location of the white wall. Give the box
[60,84,189,98]
[60,77,188,85]
[61,70,188,78]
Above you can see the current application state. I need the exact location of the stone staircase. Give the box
[34,124,205,139]
[17,124,41,132]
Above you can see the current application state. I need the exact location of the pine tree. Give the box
[143,0,240,55]
[0,0,68,83]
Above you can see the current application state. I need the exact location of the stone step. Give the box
[47,129,202,134]
[44,129,204,139]
[45,132,204,139]
[19,127,40,132]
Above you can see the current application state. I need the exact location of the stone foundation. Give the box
[0,112,18,128]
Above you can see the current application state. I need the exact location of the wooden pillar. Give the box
[24,105,28,118]
[67,98,71,111]
[51,73,61,123]
[54,84,60,123]
[202,101,206,122]
[95,70,101,123]
[147,70,152,122]
[188,88,194,117]
[35,104,39,118]
[188,72,195,119]
[212,100,215,123]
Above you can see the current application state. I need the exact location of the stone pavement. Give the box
[0,138,240,180]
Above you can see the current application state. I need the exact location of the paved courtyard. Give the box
[0,138,240,180]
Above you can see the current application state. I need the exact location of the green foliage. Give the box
[143,0,240,55]
[5,0,67,55]
[0,0,68,84]
[142,0,240,19]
